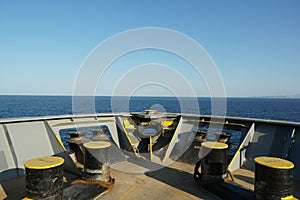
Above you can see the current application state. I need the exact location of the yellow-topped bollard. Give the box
[201,141,228,150]
[255,156,295,200]
[83,141,111,182]
[195,141,228,184]
[255,156,294,169]
[24,156,64,200]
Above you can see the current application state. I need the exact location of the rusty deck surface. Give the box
[99,161,220,200]
[99,162,300,200]
[231,168,255,191]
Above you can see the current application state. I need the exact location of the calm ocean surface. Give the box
[0,95,300,122]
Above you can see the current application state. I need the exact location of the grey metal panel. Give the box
[243,123,294,170]
[165,117,196,161]
[0,125,15,171]
[269,125,294,157]
[44,121,66,154]
[105,121,120,148]
[288,127,300,180]
[282,128,295,159]
[243,123,277,170]
[6,121,54,169]
[0,151,8,171]
[171,118,196,160]
[163,116,183,160]
[228,123,255,172]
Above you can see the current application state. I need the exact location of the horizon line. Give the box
[0,94,299,99]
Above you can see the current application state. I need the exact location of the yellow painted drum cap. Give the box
[281,195,298,200]
[255,156,294,169]
[24,156,64,170]
[83,141,111,149]
[201,141,228,149]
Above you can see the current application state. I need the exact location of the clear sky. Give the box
[0,0,299,97]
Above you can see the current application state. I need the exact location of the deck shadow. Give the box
[293,181,300,198]
[145,166,218,199]
[233,174,254,185]
[0,168,25,200]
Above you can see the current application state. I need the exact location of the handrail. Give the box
[188,119,248,128]
[51,118,116,127]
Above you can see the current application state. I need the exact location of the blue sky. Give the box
[0,0,299,97]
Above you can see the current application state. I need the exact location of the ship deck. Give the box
[101,161,219,200]
[1,113,300,199]
[1,160,299,200]
[100,160,300,200]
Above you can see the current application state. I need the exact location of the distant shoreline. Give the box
[0,94,299,99]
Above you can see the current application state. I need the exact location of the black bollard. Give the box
[67,138,84,164]
[67,131,86,164]
[68,131,86,138]
[254,156,295,200]
[198,141,228,184]
[24,156,64,200]
[83,141,111,182]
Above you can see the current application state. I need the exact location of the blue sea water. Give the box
[0,95,300,122]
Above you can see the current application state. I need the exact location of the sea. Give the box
[0,95,300,122]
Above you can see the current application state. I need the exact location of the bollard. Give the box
[24,156,64,200]
[83,141,111,182]
[198,141,228,184]
[68,131,86,138]
[214,132,232,143]
[67,131,86,164]
[91,129,110,141]
[67,139,84,164]
[255,156,295,200]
